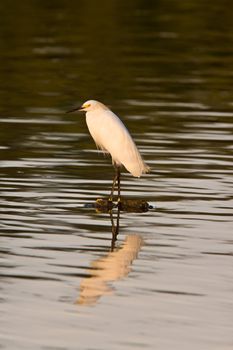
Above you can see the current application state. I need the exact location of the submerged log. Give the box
[94,197,152,213]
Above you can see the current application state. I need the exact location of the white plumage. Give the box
[80,100,149,177]
[67,99,150,201]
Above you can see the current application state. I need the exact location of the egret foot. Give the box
[95,198,115,212]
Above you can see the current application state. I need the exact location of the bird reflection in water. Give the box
[76,207,143,306]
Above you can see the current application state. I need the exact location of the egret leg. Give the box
[109,172,118,202]
[117,167,121,203]
[109,165,121,202]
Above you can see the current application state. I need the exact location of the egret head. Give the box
[79,100,99,112]
[67,100,108,113]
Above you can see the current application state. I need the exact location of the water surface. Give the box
[0,1,233,349]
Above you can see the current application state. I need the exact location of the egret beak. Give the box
[66,106,84,113]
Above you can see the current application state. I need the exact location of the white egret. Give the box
[67,100,150,202]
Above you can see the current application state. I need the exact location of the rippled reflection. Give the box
[77,208,143,306]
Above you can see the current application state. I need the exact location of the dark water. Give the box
[0,1,233,349]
